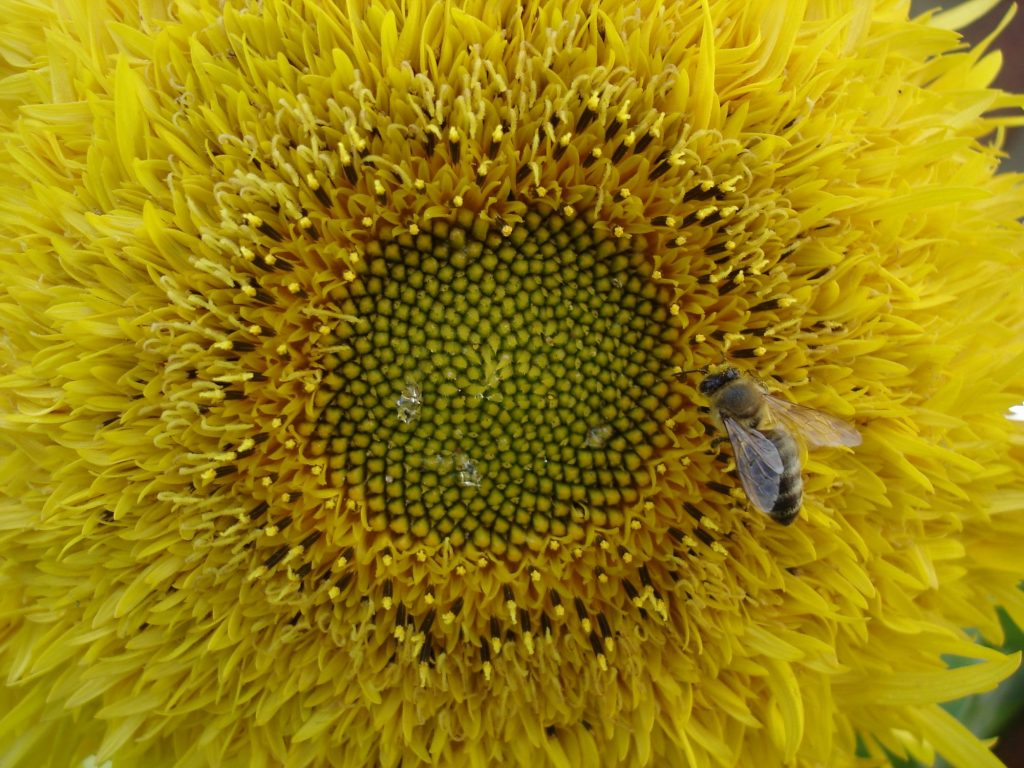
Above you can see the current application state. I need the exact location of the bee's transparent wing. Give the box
[764,395,862,449]
[723,417,784,515]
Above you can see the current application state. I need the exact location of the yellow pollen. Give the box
[586,93,600,110]
[287,282,301,293]
[591,148,603,159]
[243,213,262,227]
[523,632,535,656]
[276,343,288,355]
[754,346,767,356]
[491,125,504,142]
[694,333,706,343]
[299,216,312,229]
[507,600,517,624]
[482,662,492,682]
[373,180,386,197]
[448,126,460,143]
[530,570,541,583]
[720,175,742,192]
[201,468,216,483]
[382,596,393,610]
[212,340,233,351]
[317,324,331,335]
[264,525,279,537]
[624,130,636,146]
[619,188,630,199]
[562,205,575,217]
[559,132,572,146]
[409,224,420,235]
[452,195,463,207]
[284,438,296,450]
[712,542,728,556]
[630,519,642,530]
[697,205,717,220]
[239,246,255,262]
[305,173,319,189]
[535,187,546,197]
[263,254,276,266]
[673,235,686,246]
[613,226,625,237]
[361,216,373,227]
[501,225,513,237]
[413,179,426,190]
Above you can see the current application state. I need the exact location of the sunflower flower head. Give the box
[2,1,1024,766]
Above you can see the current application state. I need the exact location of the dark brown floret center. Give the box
[313,211,685,555]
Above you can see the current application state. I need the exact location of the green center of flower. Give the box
[313,211,685,554]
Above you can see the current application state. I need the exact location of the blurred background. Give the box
[905,2,1023,766]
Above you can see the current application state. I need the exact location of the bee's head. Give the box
[699,367,740,396]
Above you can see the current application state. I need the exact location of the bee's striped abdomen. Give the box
[766,428,802,525]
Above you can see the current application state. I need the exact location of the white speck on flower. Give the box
[585,424,613,448]
[396,380,422,424]
[456,454,481,487]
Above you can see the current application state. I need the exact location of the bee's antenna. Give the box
[673,366,708,379]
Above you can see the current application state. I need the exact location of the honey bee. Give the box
[699,367,861,525]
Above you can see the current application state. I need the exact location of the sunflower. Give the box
[2,0,1024,766]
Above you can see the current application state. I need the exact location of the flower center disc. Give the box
[314,210,685,555]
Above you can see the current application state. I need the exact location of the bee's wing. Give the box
[723,416,784,515]
[763,395,862,449]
